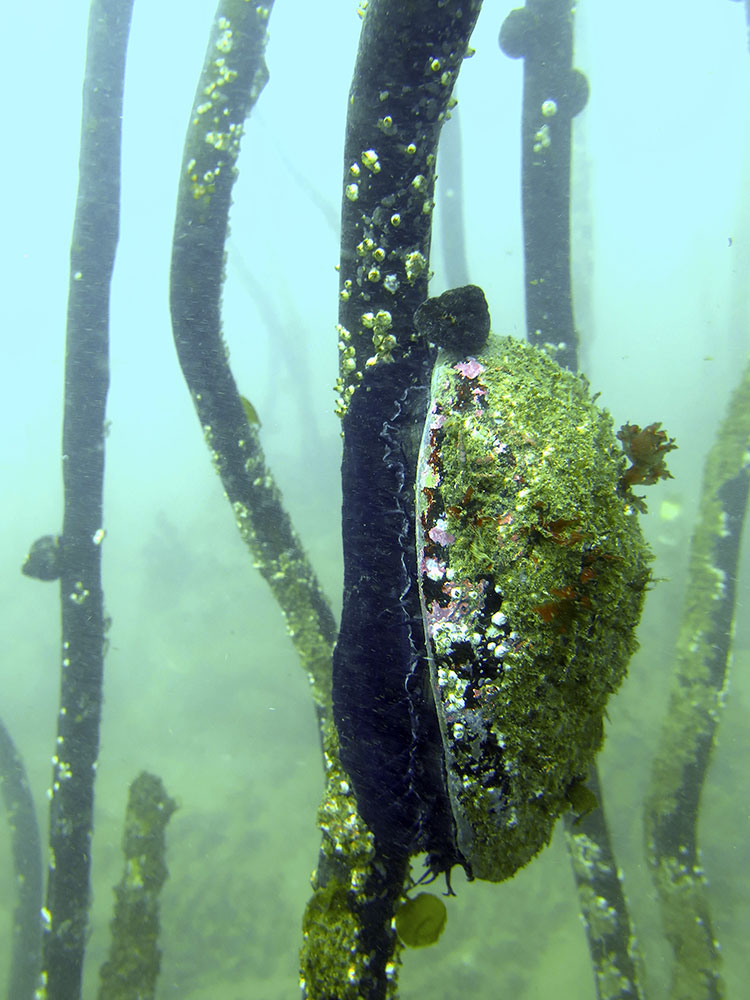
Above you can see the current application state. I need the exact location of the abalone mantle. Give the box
[416,335,651,882]
[332,349,460,873]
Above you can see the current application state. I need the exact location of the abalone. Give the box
[416,334,651,881]
[332,297,651,883]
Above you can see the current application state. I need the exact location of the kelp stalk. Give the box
[97,773,177,1000]
[303,3,483,998]
[645,360,750,1000]
[499,0,588,370]
[40,2,134,998]
[0,718,43,1000]
[169,0,337,711]
[564,769,645,1000]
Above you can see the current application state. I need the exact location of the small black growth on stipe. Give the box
[414,285,490,356]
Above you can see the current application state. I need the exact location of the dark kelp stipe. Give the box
[303,2,484,996]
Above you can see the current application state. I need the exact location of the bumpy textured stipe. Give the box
[97,772,177,1000]
[644,358,750,1000]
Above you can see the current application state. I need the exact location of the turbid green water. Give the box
[1,2,749,998]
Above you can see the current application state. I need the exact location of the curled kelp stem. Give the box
[644,359,750,1000]
[0,718,42,1000]
[169,0,337,713]
[36,2,134,997]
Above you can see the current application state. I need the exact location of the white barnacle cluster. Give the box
[355,235,376,257]
[582,887,619,942]
[57,760,73,782]
[436,664,468,713]
[186,18,247,202]
[204,120,243,153]
[48,755,73,800]
[352,224,396,310]
[361,148,381,173]
[533,123,551,154]
[485,610,512,659]
[372,309,392,333]
[338,327,357,373]
[213,57,238,87]
[709,562,727,599]
[193,53,238,126]
[404,250,427,283]
[345,166,360,200]
[361,309,396,367]
[595,955,631,999]
[318,774,372,857]
[333,325,360,417]
[568,830,606,882]
[214,16,233,54]
[69,580,90,605]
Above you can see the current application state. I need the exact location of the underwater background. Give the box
[1,1,749,997]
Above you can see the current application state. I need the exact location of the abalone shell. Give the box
[416,335,651,882]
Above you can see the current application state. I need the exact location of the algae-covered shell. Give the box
[416,335,651,882]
